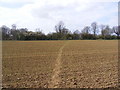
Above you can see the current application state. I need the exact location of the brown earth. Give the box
[2,40,118,88]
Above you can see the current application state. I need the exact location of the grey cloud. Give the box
[31,3,78,20]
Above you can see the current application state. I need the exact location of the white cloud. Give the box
[0,0,118,34]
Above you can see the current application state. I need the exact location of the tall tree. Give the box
[1,25,11,40]
[100,24,106,39]
[11,24,17,30]
[100,25,112,39]
[82,26,90,34]
[55,21,65,34]
[81,26,94,39]
[113,26,120,39]
[55,21,70,39]
[73,30,80,40]
[91,22,98,37]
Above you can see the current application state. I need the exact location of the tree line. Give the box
[1,21,120,40]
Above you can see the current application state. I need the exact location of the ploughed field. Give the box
[2,40,118,88]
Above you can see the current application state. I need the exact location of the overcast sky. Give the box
[0,0,119,34]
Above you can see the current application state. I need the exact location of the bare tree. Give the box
[100,25,112,39]
[11,24,17,30]
[113,26,120,39]
[105,25,112,35]
[100,25,106,31]
[55,21,65,33]
[100,24,106,39]
[91,22,98,36]
[19,28,28,33]
[82,26,90,34]
[1,25,10,34]
[73,30,80,34]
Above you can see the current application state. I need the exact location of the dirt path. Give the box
[48,41,68,88]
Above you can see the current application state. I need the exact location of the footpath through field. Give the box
[48,41,69,88]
